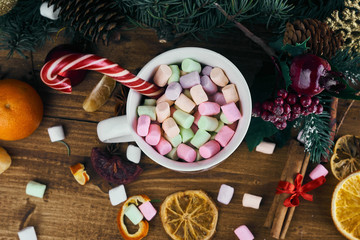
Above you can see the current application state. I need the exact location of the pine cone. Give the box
[283,19,344,59]
[45,0,124,44]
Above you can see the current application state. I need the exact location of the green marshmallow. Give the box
[180,127,194,143]
[190,129,211,148]
[124,204,144,225]
[137,105,156,121]
[220,112,233,124]
[165,134,182,148]
[168,65,180,83]
[214,121,225,132]
[198,116,219,131]
[166,147,179,160]
[173,109,194,129]
[26,181,46,198]
[144,99,157,106]
[181,58,202,73]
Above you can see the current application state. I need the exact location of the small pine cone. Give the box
[283,19,344,59]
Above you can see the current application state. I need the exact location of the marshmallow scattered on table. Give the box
[190,85,208,105]
[242,193,262,209]
[26,181,46,199]
[210,67,229,87]
[18,226,37,240]
[145,124,161,146]
[200,75,218,95]
[137,105,156,121]
[181,58,202,73]
[234,225,254,240]
[222,84,239,103]
[255,141,276,154]
[40,2,60,20]
[47,125,65,142]
[177,143,197,163]
[124,204,144,225]
[138,201,157,221]
[168,65,180,83]
[153,64,172,87]
[109,185,127,206]
[137,115,151,137]
[217,184,234,205]
[126,145,141,164]
[309,164,328,180]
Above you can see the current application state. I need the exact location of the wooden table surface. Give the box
[0,27,357,240]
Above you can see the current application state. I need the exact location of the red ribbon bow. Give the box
[276,173,326,207]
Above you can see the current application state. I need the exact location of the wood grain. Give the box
[0,27,351,239]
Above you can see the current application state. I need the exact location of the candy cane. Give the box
[40,53,163,98]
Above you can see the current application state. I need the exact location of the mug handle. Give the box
[97,115,135,143]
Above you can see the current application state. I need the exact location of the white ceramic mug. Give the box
[97,47,252,172]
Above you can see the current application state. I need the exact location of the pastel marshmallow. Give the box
[179,127,194,143]
[255,141,276,154]
[137,105,156,121]
[26,181,46,198]
[156,102,170,123]
[215,126,235,147]
[124,204,144,225]
[242,193,262,209]
[210,67,229,87]
[177,144,197,162]
[202,65,213,76]
[18,226,37,240]
[200,75,218,95]
[47,125,65,142]
[210,92,227,106]
[199,140,221,159]
[179,71,201,89]
[156,94,174,106]
[217,184,234,205]
[168,64,180,83]
[145,124,161,146]
[166,147,179,160]
[190,85,208,105]
[222,83,239,103]
[164,134,182,148]
[174,93,196,113]
[144,98,157,106]
[234,225,254,240]
[137,115,151,137]
[190,129,211,149]
[155,137,172,155]
[221,102,241,123]
[162,118,180,138]
[165,82,183,100]
[126,145,141,164]
[173,109,195,129]
[109,184,127,206]
[198,102,220,116]
[181,58,202,73]
[214,121,225,132]
[198,116,219,132]
[309,164,329,180]
[220,112,233,124]
[153,64,172,87]
[138,201,157,221]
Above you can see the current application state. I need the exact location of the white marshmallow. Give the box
[109,185,127,206]
[242,193,262,209]
[18,226,37,240]
[40,2,61,20]
[255,141,276,154]
[47,125,65,142]
[126,145,141,164]
[217,184,234,205]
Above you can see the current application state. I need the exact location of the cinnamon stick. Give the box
[321,97,338,162]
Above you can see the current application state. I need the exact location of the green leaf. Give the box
[269,36,284,52]
[245,117,278,151]
[279,60,291,89]
[281,37,310,56]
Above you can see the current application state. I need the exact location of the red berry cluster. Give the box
[252,89,324,130]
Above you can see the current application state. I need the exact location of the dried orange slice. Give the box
[331,135,360,180]
[160,190,218,240]
[0,146,11,174]
[331,171,360,239]
[117,195,150,240]
[69,163,89,185]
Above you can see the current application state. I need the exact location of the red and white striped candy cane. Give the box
[40,53,163,98]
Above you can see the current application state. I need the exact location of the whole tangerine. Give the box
[0,79,43,141]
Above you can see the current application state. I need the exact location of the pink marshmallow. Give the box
[309,164,328,180]
[162,117,180,138]
[156,102,170,123]
[199,140,220,159]
[215,126,235,147]
[177,144,196,163]
[200,75,218,95]
[155,137,172,155]
[138,201,157,221]
[221,102,241,123]
[198,102,220,116]
[145,124,161,146]
[210,92,227,106]
[190,85,208,105]
[193,111,201,126]
[137,115,151,137]
[234,225,254,240]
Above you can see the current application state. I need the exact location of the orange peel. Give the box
[69,163,89,185]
